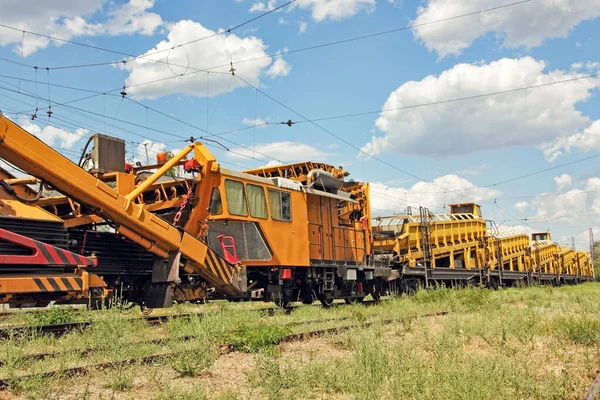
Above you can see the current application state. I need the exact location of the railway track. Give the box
[0,306,284,339]
[0,299,383,339]
[0,309,448,390]
[0,314,357,367]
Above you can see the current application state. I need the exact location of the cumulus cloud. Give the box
[412,0,600,58]
[0,0,163,56]
[124,20,283,99]
[265,55,291,78]
[370,174,500,215]
[541,120,600,162]
[513,201,529,213]
[362,57,600,158]
[228,141,328,162]
[504,176,600,251]
[251,0,374,21]
[291,0,375,22]
[554,174,573,192]
[249,0,278,13]
[18,117,86,149]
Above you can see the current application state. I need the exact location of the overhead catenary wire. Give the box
[0,0,592,203]
[0,0,297,73]
[0,0,529,74]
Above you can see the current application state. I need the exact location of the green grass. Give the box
[1,283,600,399]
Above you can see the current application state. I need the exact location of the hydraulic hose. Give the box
[0,179,44,204]
[78,135,95,167]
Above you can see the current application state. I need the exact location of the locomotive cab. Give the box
[449,203,483,218]
[532,232,552,241]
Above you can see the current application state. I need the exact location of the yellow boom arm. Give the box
[0,116,245,296]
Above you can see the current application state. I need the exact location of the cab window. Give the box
[268,189,291,221]
[209,187,223,215]
[225,180,248,216]
[246,184,268,219]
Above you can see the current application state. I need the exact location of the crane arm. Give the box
[0,116,245,296]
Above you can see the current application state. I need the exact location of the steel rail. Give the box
[0,309,448,389]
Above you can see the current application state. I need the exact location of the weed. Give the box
[248,355,300,399]
[557,315,600,346]
[26,307,81,326]
[223,323,290,353]
[169,339,218,377]
[103,365,134,392]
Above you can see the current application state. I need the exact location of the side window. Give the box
[209,187,222,215]
[225,180,248,216]
[268,189,292,221]
[476,205,482,217]
[246,184,268,219]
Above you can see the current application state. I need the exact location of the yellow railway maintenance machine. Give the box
[0,115,387,307]
[373,203,489,292]
[373,204,593,292]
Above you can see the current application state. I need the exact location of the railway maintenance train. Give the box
[0,114,593,309]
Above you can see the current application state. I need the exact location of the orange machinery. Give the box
[0,116,385,307]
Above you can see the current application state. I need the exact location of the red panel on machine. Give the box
[0,228,97,267]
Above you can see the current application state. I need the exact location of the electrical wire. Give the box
[0,0,528,74]
[0,0,297,73]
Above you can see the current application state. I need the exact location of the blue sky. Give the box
[0,0,599,249]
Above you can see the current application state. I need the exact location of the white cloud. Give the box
[249,0,277,13]
[298,21,308,34]
[124,20,284,99]
[412,0,600,58]
[242,117,269,127]
[291,0,375,22]
[370,174,500,215]
[278,17,288,24]
[228,141,327,162]
[513,177,600,251]
[541,120,600,161]
[0,0,163,56]
[363,57,600,158]
[18,117,86,149]
[135,139,166,164]
[514,201,529,213]
[265,55,291,78]
[554,174,573,192]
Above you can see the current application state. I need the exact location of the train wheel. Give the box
[318,296,334,307]
[344,296,365,305]
[371,291,381,303]
[275,299,293,308]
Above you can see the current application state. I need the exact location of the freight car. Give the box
[373,203,594,292]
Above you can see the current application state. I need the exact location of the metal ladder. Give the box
[419,207,433,287]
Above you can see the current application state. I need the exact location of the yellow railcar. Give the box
[374,203,594,291]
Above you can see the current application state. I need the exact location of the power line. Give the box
[0,0,530,75]
[0,0,297,73]
[291,73,600,126]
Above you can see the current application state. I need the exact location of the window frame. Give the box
[267,188,292,222]
[208,187,223,215]
[246,183,269,219]
[224,179,248,217]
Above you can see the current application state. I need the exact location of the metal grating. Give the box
[69,230,154,276]
[0,216,68,255]
[207,221,272,261]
